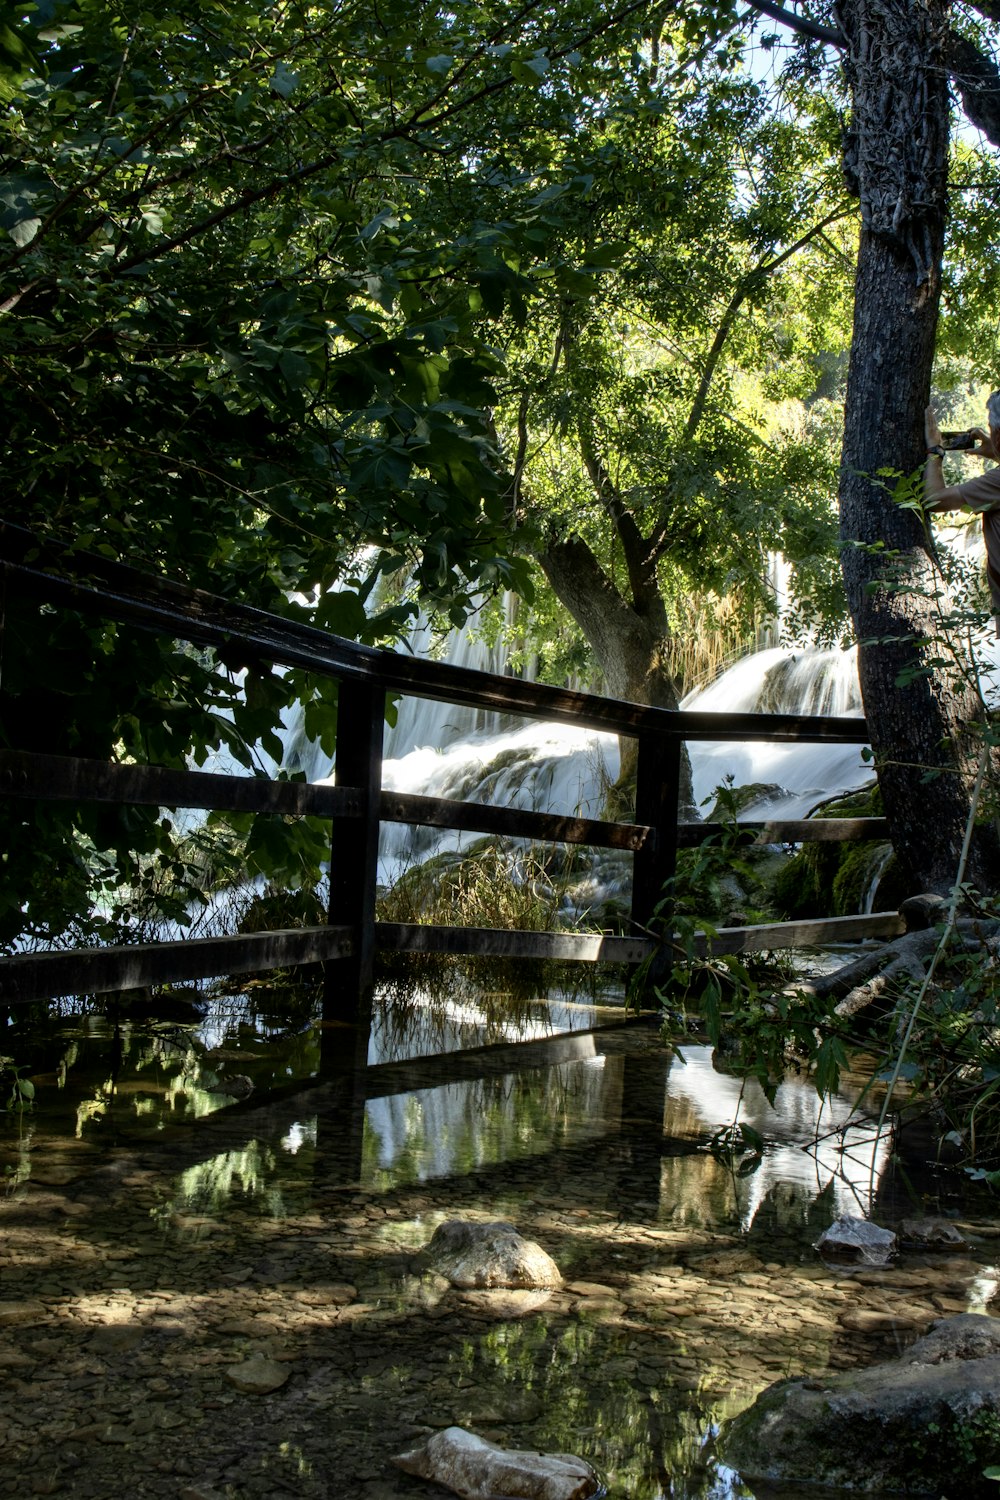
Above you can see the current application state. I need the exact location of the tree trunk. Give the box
[838,0,1000,893]
[540,536,678,709]
[539,535,696,814]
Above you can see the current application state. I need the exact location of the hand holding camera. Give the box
[925,406,1000,462]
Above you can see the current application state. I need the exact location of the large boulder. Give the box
[392,1426,599,1500]
[424,1220,562,1290]
[718,1314,1000,1495]
[814,1214,896,1266]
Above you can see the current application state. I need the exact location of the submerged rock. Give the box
[456,1289,554,1319]
[223,1355,289,1395]
[392,1426,599,1500]
[213,1073,254,1100]
[719,1314,1000,1494]
[898,1216,970,1251]
[814,1214,896,1266]
[425,1220,562,1290]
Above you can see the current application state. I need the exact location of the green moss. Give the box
[772,841,841,918]
[769,783,908,919]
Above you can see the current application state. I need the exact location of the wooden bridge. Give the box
[0,522,905,1019]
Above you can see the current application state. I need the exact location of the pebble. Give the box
[0,1300,48,1326]
[839,1308,924,1335]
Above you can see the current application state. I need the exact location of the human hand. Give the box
[970,426,1000,460]
[925,405,943,448]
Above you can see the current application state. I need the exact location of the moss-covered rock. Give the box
[719,1314,1000,1495]
[768,783,910,919]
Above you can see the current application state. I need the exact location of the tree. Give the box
[6,0,1000,947]
[0,0,684,943]
[485,56,855,810]
[734,0,1000,890]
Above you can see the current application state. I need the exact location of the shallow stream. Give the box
[2,978,998,1499]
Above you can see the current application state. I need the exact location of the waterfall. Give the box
[681,644,872,820]
[272,606,881,876]
[348,629,876,879]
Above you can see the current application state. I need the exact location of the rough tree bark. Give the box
[538,538,679,711]
[538,532,697,813]
[837,0,1000,893]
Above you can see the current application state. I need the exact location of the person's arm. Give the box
[923,406,991,511]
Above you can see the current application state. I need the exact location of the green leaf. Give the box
[9,215,40,246]
[270,61,298,96]
[510,53,549,86]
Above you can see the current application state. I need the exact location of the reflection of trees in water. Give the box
[165,1140,282,1218]
[660,1046,887,1230]
[25,994,324,1140]
[371,978,563,1063]
[444,1315,754,1500]
[656,1154,749,1231]
[363,1054,622,1185]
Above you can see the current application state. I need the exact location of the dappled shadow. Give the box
[4,1010,999,1500]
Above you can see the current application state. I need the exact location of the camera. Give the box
[942,430,977,450]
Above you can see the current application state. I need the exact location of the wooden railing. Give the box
[0,523,905,1013]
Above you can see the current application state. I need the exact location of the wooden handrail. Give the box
[0,523,889,1008]
[0,522,869,744]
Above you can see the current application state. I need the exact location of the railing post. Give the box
[324,678,384,1026]
[631,731,681,932]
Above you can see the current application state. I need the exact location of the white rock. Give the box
[425,1220,562,1289]
[392,1426,599,1500]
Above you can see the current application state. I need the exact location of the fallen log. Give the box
[787,914,1000,1027]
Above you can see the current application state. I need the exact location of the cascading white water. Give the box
[681,644,872,820]
[364,628,877,881]
[270,601,884,879]
[378,721,621,885]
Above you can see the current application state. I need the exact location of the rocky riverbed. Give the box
[2,1023,998,1499]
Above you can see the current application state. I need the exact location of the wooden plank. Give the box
[676,817,890,847]
[632,734,680,927]
[0,909,906,1004]
[375,921,656,965]
[0,756,884,851]
[1,523,871,745]
[0,926,353,1004]
[379,790,652,851]
[694,911,906,955]
[375,910,905,966]
[0,750,362,818]
[325,679,384,1014]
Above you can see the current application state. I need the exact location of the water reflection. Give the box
[370,975,628,1061]
[4,977,996,1500]
[6,982,889,1235]
[664,1046,891,1227]
[154,1034,888,1254]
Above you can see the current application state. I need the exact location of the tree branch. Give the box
[681,206,849,448]
[401,0,660,135]
[576,419,657,610]
[741,0,844,47]
[946,29,1000,148]
[967,0,1000,24]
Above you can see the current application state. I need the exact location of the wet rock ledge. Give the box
[719,1313,1000,1495]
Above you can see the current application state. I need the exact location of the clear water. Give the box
[3,980,997,1499]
